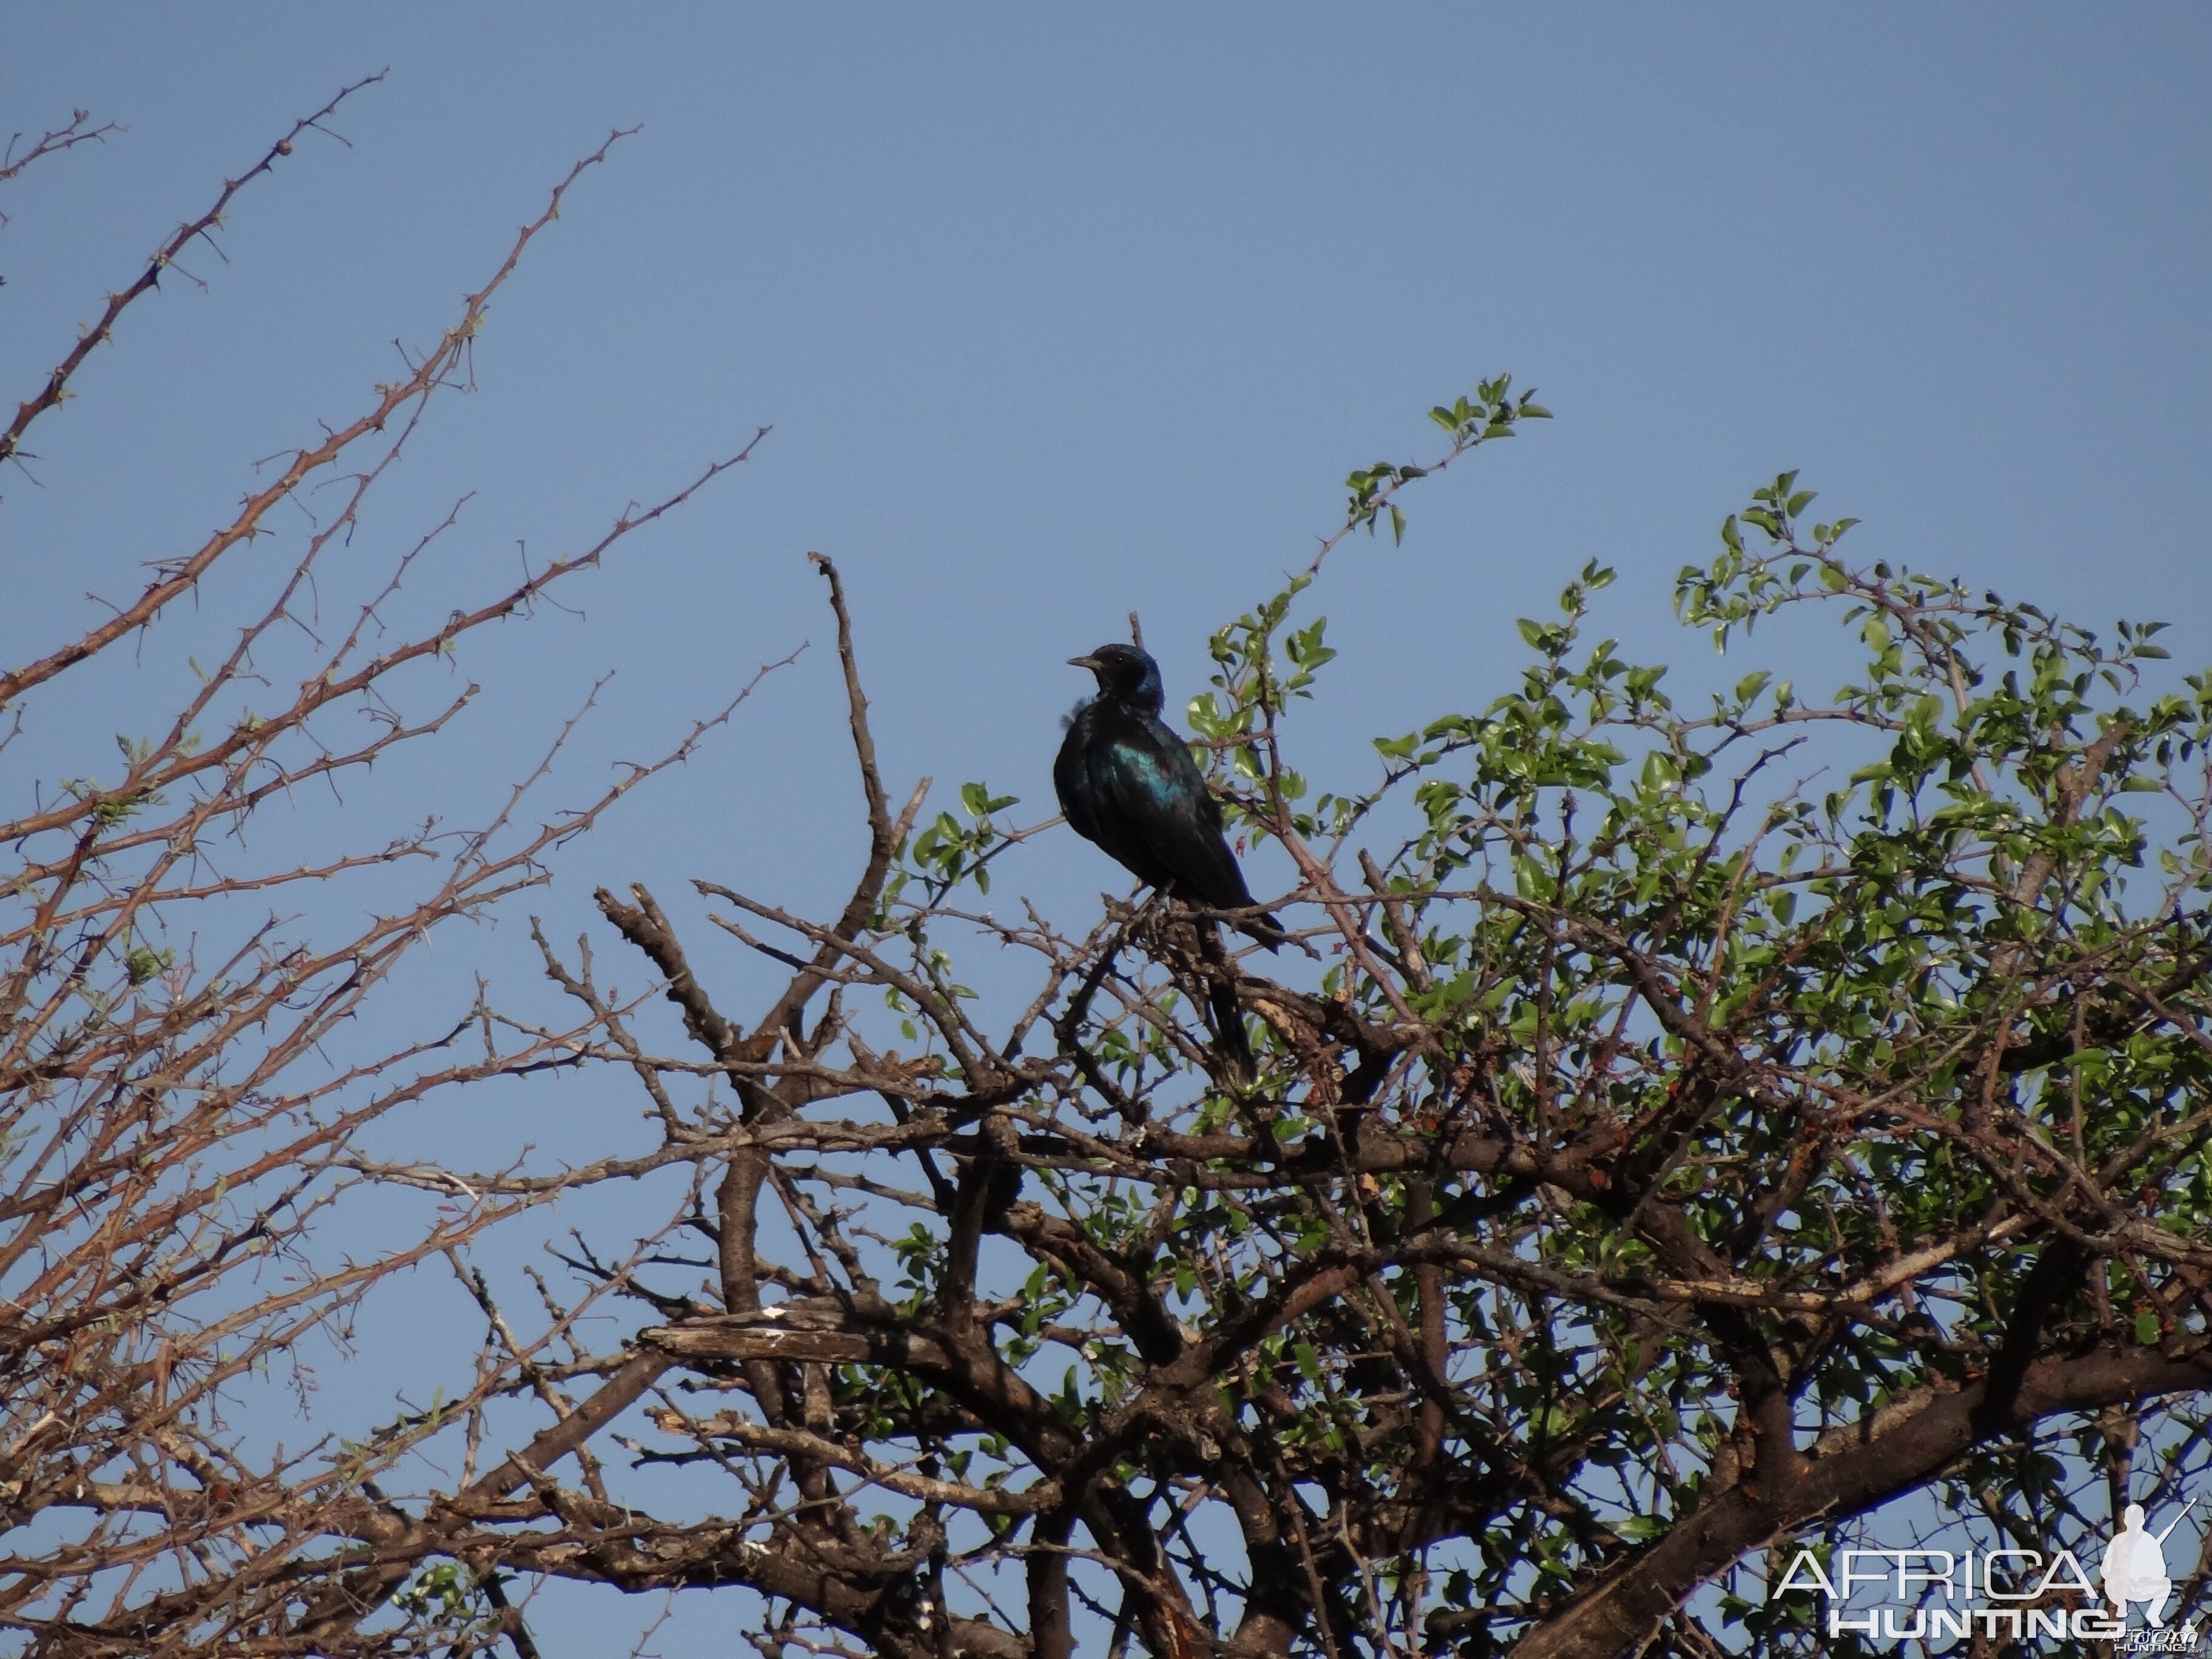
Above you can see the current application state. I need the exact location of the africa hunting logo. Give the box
[1771,1498,2199,1649]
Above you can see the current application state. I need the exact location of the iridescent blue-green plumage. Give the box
[1054,643,1285,949]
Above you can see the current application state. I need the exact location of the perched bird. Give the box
[1055,642,1286,950]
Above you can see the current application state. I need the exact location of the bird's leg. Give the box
[1131,888,1172,938]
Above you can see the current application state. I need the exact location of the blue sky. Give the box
[5,7,2209,1651]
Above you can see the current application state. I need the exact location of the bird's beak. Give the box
[1067,654,1102,671]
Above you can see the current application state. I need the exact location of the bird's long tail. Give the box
[1196,920,1256,1086]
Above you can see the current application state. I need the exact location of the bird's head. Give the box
[1068,642,1165,714]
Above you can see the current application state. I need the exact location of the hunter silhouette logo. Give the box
[2106,1500,2195,1631]
[1771,1493,2200,1648]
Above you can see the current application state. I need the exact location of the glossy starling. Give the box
[1054,642,1285,950]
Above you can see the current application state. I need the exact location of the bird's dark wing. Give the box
[1057,702,1174,887]
[1059,699,1285,946]
[1092,713,1255,911]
